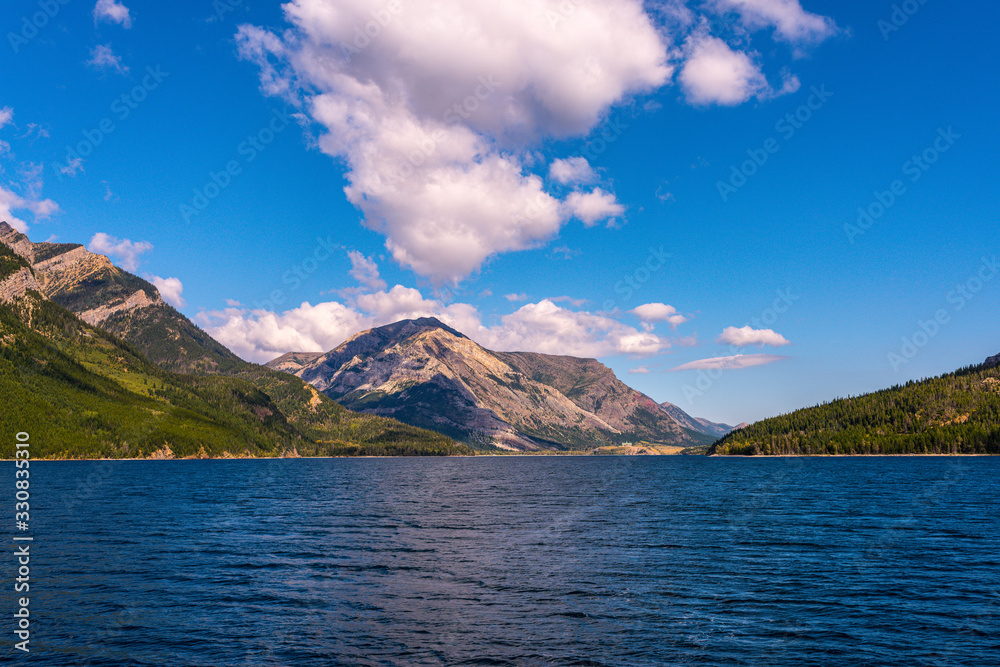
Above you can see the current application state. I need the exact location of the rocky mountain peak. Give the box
[269,317,724,451]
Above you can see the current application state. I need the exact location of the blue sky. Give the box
[1,0,998,425]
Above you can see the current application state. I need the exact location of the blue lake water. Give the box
[4,456,1000,666]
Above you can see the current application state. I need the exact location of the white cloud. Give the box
[549,157,597,185]
[94,0,133,28]
[20,123,49,140]
[629,366,650,374]
[631,303,690,328]
[670,353,787,371]
[232,1,838,282]
[504,293,528,302]
[0,107,13,129]
[87,44,129,75]
[563,188,625,226]
[679,34,768,106]
[347,250,387,291]
[148,275,186,308]
[716,325,791,347]
[87,233,152,272]
[713,0,837,44]
[236,0,670,283]
[0,185,59,233]
[198,286,671,363]
[226,299,242,307]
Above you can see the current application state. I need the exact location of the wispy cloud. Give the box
[87,44,128,75]
[347,250,387,291]
[670,354,788,371]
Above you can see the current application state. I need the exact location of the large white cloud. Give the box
[236,0,670,283]
[236,0,835,282]
[198,287,672,363]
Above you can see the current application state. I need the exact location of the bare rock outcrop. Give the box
[0,267,42,304]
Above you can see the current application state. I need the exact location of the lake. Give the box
[4,456,999,665]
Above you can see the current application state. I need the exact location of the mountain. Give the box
[709,356,1000,456]
[658,402,737,439]
[0,222,468,458]
[266,317,719,451]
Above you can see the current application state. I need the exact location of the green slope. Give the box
[709,360,1000,456]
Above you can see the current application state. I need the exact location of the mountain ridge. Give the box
[267,317,729,451]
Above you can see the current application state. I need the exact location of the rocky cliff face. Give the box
[269,317,718,451]
[0,267,42,304]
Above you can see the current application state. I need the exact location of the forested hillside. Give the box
[710,359,1000,456]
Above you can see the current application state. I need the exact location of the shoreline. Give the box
[3,452,996,462]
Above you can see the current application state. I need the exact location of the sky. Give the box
[1,0,998,425]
